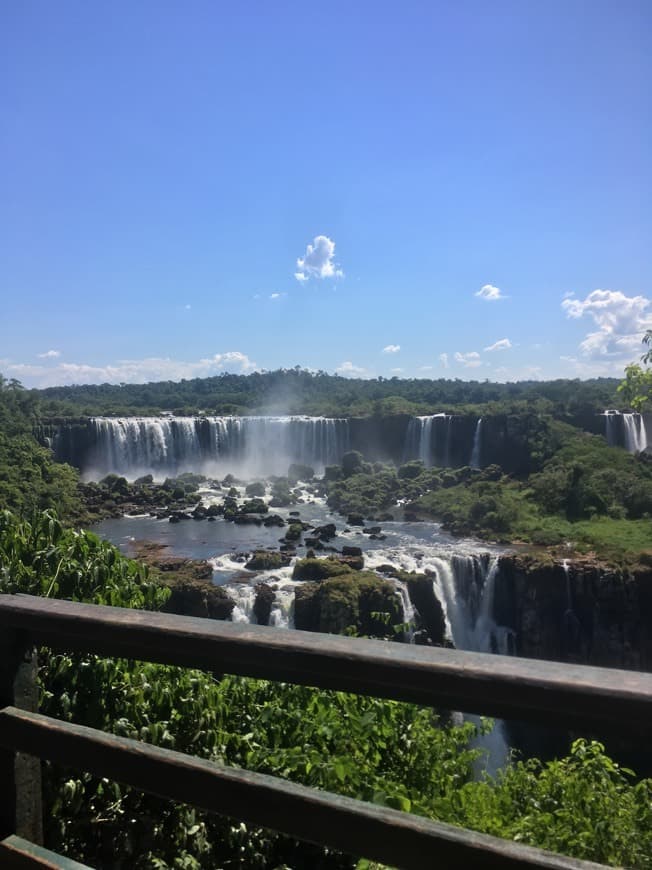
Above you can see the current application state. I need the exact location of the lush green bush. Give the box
[0,377,81,520]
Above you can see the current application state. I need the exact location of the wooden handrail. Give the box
[0,594,651,735]
[0,707,605,870]
[1,592,651,869]
[0,835,92,869]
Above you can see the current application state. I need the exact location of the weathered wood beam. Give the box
[0,628,43,845]
[0,835,91,869]
[0,594,650,736]
[0,706,607,870]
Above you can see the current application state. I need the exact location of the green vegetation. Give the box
[30,367,620,418]
[321,423,652,559]
[414,425,652,556]
[2,509,652,867]
[617,331,652,411]
[0,376,81,521]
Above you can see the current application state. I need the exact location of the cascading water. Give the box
[427,554,511,772]
[603,410,650,453]
[85,416,351,478]
[402,414,450,466]
[469,418,483,468]
[603,410,619,447]
[562,559,581,656]
[230,585,257,624]
[363,544,512,770]
[393,579,416,641]
[623,413,649,453]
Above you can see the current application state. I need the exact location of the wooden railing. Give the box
[1,593,651,869]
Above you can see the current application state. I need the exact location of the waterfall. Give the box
[84,416,350,478]
[230,584,257,624]
[604,410,619,447]
[426,554,510,772]
[603,410,650,453]
[561,559,581,657]
[393,579,415,641]
[402,414,450,467]
[562,559,572,611]
[623,413,649,453]
[470,418,483,468]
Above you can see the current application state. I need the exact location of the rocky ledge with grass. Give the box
[130,540,235,620]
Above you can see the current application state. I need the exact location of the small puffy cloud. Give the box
[269,292,286,300]
[295,235,344,283]
[210,351,258,373]
[390,367,404,374]
[454,351,482,368]
[382,344,400,354]
[562,289,652,359]
[484,338,512,352]
[439,353,449,369]
[475,284,505,301]
[37,349,61,359]
[336,360,367,377]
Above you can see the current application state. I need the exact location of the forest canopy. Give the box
[24,369,622,418]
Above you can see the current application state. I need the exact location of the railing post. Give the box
[0,628,43,845]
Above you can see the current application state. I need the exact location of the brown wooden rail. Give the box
[1,593,651,869]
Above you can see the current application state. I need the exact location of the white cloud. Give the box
[438,353,449,369]
[210,351,258,372]
[562,289,652,359]
[5,352,258,388]
[269,292,285,300]
[335,360,367,377]
[37,349,61,359]
[475,284,505,301]
[558,354,631,378]
[490,365,544,382]
[295,235,344,283]
[382,344,400,354]
[454,351,482,368]
[484,338,512,352]
[390,367,404,374]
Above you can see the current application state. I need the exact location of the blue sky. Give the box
[2,0,650,387]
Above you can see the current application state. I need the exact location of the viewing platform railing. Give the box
[1,592,651,869]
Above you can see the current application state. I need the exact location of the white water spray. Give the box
[470,418,483,468]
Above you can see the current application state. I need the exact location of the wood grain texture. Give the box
[0,707,608,870]
[0,628,43,845]
[0,594,650,736]
[0,836,91,869]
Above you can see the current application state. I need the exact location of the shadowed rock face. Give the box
[162,580,235,621]
[406,573,446,646]
[494,555,652,671]
[253,583,275,627]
